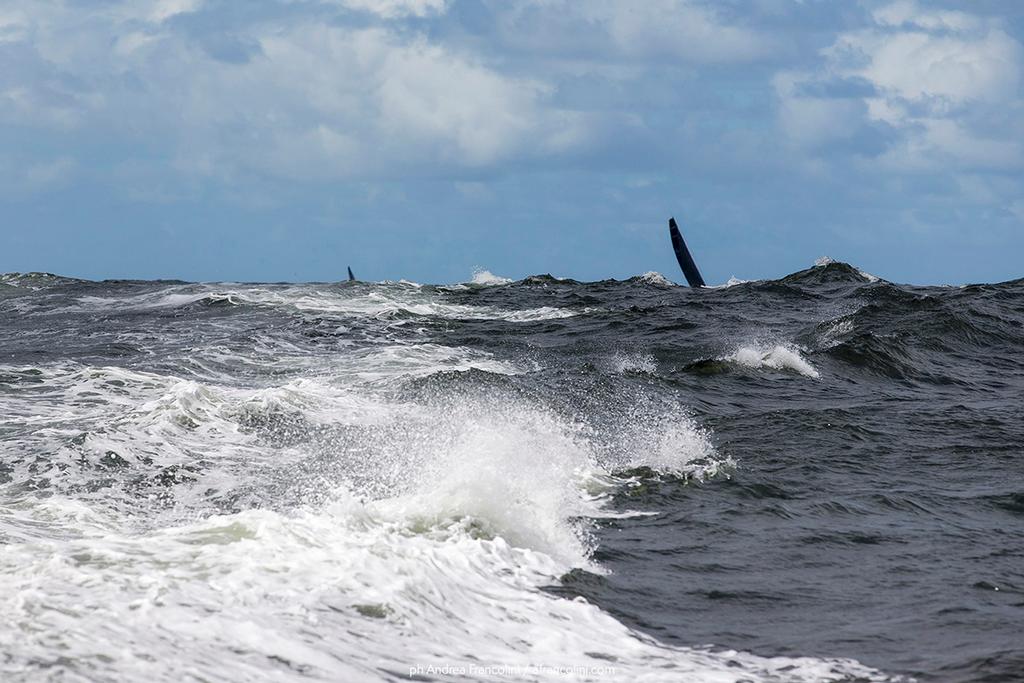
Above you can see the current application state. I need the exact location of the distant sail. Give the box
[668,217,705,288]
[347,266,355,282]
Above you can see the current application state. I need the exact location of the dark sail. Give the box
[668,217,705,288]
[347,266,355,282]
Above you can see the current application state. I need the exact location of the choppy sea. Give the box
[2,261,1022,682]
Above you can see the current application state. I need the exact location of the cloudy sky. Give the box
[1,0,1022,283]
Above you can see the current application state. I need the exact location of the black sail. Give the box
[669,217,705,288]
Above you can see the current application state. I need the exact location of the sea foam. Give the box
[728,344,821,378]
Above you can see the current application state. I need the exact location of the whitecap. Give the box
[638,271,675,286]
[610,351,657,374]
[813,256,880,283]
[1,362,896,682]
[727,344,820,379]
[469,268,513,286]
[0,494,886,682]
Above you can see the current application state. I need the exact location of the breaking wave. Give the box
[727,344,821,378]
[469,268,514,286]
[7,262,1006,681]
[0,353,878,682]
[637,271,675,286]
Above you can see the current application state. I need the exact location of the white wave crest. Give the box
[638,271,675,286]
[0,356,897,681]
[705,275,756,289]
[610,351,657,374]
[616,408,730,480]
[60,284,580,324]
[818,317,854,349]
[728,344,821,379]
[0,383,877,682]
[813,256,880,283]
[470,268,513,286]
[0,493,886,682]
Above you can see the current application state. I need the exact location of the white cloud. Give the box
[221,23,586,177]
[146,0,205,24]
[0,7,29,42]
[285,0,449,19]
[773,72,870,150]
[0,0,779,198]
[830,25,1020,106]
[335,0,449,19]
[496,0,774,64]
[889,118,1023,171]
[872,0,980,33]
[0,2,592,185]
[587,0,773,63]
[776,1,1024,171]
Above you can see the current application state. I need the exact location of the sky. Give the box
[1,0,1022,285]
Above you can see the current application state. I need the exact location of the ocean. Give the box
[1,261,1022,682]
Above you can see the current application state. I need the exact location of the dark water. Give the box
[1,263,1022,682]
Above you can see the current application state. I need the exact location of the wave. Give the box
[55,284,581,324]
[1,271,91,289]
[609,351,657,374]
[75,290,244,310]
[11,262,1019,295]
[469,268,514,286]
[0,357,728,523]
[814,256,880,283]
[0,490,887,682]
[727,344,820,378]
[635,271,676,286]
[0,358,794,683]
[0,362,884,681]
[6,264,1023,681]
[778,258,879,286]
[521,274,578,285]
[3,268,944,680]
